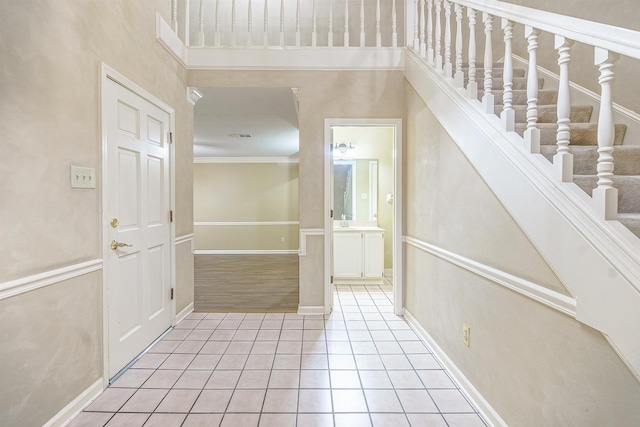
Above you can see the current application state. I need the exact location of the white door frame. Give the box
[324,118,403,315]
[100,63,176,384]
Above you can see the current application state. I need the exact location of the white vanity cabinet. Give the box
[333,227,384,284]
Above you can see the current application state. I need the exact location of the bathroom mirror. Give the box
[333,159,378,224]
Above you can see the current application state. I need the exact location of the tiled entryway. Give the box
[70,285,488,427]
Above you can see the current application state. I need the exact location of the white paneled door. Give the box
[104,78,172,378]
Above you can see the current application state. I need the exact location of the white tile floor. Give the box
[70,285,488,427]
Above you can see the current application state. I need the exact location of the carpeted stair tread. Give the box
[573,175,640,213]
[617,213,640,238]
[483,89,558,105]
[496,104,593,123]
[470,77,544,90]
[539,145,640,175]
[515,123,627,146]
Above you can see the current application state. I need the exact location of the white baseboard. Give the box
[174,302,194,326]
[44,379,103,427]
[404,310,507,427]
[194,250,299,255]
[297,305,325,315]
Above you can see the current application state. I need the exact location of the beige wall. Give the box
[404,82,640,425]
[194,162,299,250]
[188,70,405,307]
[0,1,192,425]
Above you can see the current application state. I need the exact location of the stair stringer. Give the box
[404,49,640,380]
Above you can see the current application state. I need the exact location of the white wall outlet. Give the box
[361,192,368,199]
[280,237,285,243]
[70,166,96,189]
[463,323,471,347]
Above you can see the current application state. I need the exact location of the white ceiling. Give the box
[193,87,300,158]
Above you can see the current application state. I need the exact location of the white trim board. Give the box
[194,157,300,164]
[0,259,103,301]
[174,302,194,326]
[404,310,507,427]
[43,379,103,427]
[297,306,325,316]
[175,233,195,246]
[299,228,325,257]
[195,250,299,255]
[404,236,577,317]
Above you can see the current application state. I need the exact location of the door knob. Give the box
[110,240,133,250]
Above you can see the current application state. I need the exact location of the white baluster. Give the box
[422,0,434,64]
[344,0,350,47]
[359,0,365,47]
[185,0,191,45]
[279,0,285,46]
[312,0,317,47]
[263,0,269,47]
[553,36,575,182]
[419,0,426,57]
[295,0,300,47]
[376,0,381,47]
[247,0,253,47]
[523,26,541,153]
[391,0,397,47]
[198,0,205,46]
[231,0,237,47]
[171,0,178,32]
[215,0,221,46]
[444,1,452,79]
[328,0,334,47]
[501,19,515,131]
[413,0,419,51]
[481,13,494,113]
[466,7,477,99]
[435,0,442,71]
[553,35,573,182]
[453,4,463,87]
[593,47,620,220]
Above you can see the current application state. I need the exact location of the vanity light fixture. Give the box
[337,143,355,154]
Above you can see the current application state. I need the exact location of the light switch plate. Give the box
[70,166,96,189]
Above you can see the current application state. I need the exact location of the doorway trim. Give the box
[324,118,403,315]
[100,63,176,384]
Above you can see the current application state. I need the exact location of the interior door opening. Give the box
[324,119,403,315]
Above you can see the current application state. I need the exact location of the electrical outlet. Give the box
[280,237,285,243]
[463,323,471,347]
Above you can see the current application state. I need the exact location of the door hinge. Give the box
[170,288,174,300]
[361,272,364,278]
[330,275,334,284]
[330,209,333,218]
[168,132,174,144]
[330,143,334,152]
[169,210,173,222]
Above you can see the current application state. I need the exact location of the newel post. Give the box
[553,35,575,183]
[592,47,620,220]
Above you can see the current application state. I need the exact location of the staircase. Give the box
[474,67,640,237]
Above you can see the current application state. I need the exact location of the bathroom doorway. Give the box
[324,119,403,315]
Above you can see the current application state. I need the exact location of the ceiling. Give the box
[193,87,300,158]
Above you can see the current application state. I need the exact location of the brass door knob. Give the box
[110,240,133,250]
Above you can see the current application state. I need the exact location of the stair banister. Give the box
[481,12,494,114]
[263,0,268,47]
[376,0,382,47]
[328,0,333,47]
[500,18,515,132]
[553,35,575,183]
[247,0,253,47]
[198,0,205,46]
[466,7,477,99]
[295,0,300,47]
[523,25,541,154]
[344,0,349,47]
[231,0,236,47]
[214,0,220,46]
[171,0,178,32]
[444,1,452,79]
[593,48,620,220]
[312,0,317,47]
[413,0,420,51]
[360,0,366,47]
[435,0,443,70]
[425,0,432,62]
[392,0,397,47]
[279,0,285,47]
[453,4,464,87]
